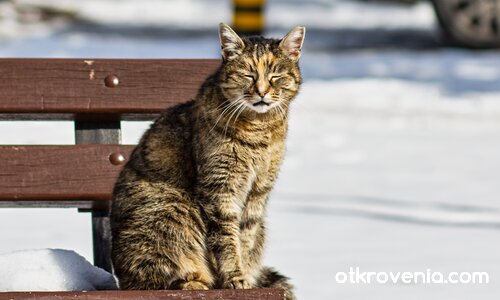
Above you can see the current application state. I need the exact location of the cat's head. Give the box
[218,23,305,114]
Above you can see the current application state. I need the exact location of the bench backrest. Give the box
[0,59,219,210]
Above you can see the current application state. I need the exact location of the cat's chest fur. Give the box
[196,122,286,214]
[228,130,285,208]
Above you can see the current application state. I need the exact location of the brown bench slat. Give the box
[0,289,285,300]
[0,59,220,120]
[0,145,133,209]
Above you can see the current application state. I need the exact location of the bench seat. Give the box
[0,289,284,300]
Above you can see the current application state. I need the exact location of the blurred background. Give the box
[1,0,499,299]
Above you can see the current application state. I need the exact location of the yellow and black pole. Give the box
[232,0,266,36]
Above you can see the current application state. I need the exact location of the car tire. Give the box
[432,0,500,48]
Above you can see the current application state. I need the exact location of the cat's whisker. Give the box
[209,97,244,134]
[223,99,246,138]
[212,100,245,153]
[213,99,231,112]
[214,96,244,113]
[217,99,242,140]
[281,101,290,117]
[276,104,287,124]
[276,106,284,122]
[278,100,290,112]
[232,101,248,126]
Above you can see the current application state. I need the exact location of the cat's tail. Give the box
[255,266,296,300]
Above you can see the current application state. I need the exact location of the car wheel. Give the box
[432,0,500,48]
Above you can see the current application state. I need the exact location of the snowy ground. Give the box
[0,249,117,291]
[1,0,500,298]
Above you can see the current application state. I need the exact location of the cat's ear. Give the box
[279,26,306,61]
[219,23,244,60]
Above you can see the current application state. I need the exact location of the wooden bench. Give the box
[0,58,284,299]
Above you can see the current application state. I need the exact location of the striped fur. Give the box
[110,23,304,299]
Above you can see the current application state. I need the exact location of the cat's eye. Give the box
[244,74,255,81]
[269,75,282,83]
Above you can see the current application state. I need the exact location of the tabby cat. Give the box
[110,23,305,300]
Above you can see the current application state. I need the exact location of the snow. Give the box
[0,0,499,298]
[268,0,435,30]
[0,249,117,291]
[267,78,500,299]
[3,0,434,38]
[17,0,231,29]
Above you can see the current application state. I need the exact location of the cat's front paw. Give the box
[179,280,210,290]
[224,275,251,289]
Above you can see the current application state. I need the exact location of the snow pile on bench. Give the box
[0,249,117,291]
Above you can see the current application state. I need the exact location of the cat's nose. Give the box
[258,91,267,98]
[255,81,269,98]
